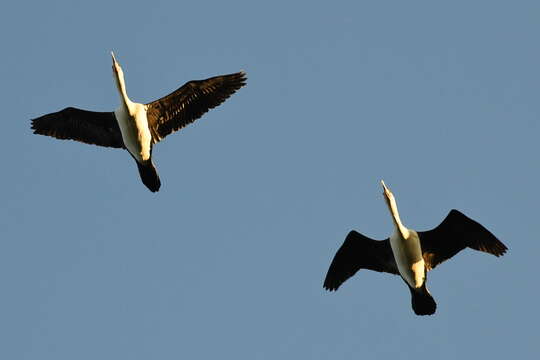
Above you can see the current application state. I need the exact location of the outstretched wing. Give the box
[419,209,507,271]
[323,231,398,291]
[31,107,124,148]
[145,71,247,143]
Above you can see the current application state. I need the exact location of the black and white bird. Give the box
[323,181,507,315]
[31,52,247,192]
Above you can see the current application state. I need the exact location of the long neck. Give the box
[386,197,409,238]
[114,71,132,108]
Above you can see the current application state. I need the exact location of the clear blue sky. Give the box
[1,1,538,359]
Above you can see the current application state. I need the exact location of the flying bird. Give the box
[31,52,247,192]
[323,181,507,315]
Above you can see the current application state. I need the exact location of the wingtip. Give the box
[323,276,342,292]
[494,242,509,257]
[323,284,337,292]
[237,70,247,81]
[30,118,43,134]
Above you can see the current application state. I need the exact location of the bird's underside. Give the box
[31,71,247,192]
[31,72,247,148]
[323,209,507,315]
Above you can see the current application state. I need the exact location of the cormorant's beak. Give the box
[381,180,390,197]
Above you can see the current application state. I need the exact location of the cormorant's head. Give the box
[110,51,127,95]
[380,180,397,210]
[111,51,123,77]
[381,180,393,200]
[381,180,407,232]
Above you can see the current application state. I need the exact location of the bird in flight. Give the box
[323,180,507,315]
[32,52,247,192]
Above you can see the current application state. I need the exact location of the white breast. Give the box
[389,229,426,289]
[115,103,152,161]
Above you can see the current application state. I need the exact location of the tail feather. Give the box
[408,283,437,316]
[136,160,161,192]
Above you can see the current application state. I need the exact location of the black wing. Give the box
[31,107,124,148]
[419,209,507,271]
[323,231,398,291]
[145,71,247,143]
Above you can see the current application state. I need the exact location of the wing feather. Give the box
[323,231,398,291]
[419,209,507,271]
[145,71,247,143]
[31,107,124,149]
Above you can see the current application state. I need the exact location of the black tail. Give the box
[136,160,161,192]
[408,283,437,316]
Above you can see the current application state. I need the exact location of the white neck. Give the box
[385,196,409,238]
[114,70,132,108]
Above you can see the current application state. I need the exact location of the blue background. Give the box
[1,1,538,359]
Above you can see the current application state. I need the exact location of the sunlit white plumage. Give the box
[31,52,247,192]
[324,180,508,315]
[383,180,426,290]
